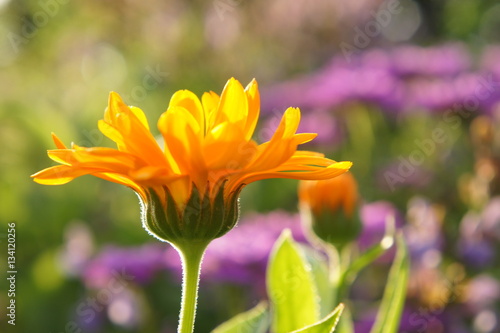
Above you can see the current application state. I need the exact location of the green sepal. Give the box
[310,209,362,249]
[141,181,242,245]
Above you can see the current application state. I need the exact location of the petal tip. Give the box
[108,91,125,105]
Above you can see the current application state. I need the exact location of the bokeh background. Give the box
[2,0,500,332]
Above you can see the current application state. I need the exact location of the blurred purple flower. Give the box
[354,306,451,333]
[480,196,500,241]
[457,212,496,268]
[405,197,445,265]
[464,274,500,313]
[297,110,344,146]
[302,66,404,111]
[82,243,165,288]
[457,238,495,269]
[74,307,105,333]
[261,43,500,116]
[106,289,143,329]
[405,77,458,111]
[480,45,500,78]
[387,43,471,77]
[59,221,95,277]
[262,64,404,113]
[358,201,404,250]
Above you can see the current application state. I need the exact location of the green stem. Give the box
[176,241,209,333]
[323,244,345,307]
[325,244,341,285]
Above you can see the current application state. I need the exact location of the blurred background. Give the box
[1,0,500,332]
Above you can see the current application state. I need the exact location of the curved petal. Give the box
[168,89,205,136]
[158,106,205,180]
[201,91,220,132]
[51,133,67,149]
[228,161,352,191]
[95,172,145,198]
[100,92,167,168]
[243,79,260,140]
[31,165,105,185]
[245,108,313,171]
[209,78,248,141]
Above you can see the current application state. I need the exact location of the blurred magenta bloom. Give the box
[465,274,500,313]
[386,43,471,77]
[262,43,500,115]
[358,201,404,250]
[479,196,500,241]
[405,197,445,265]
[457,210,497,268]
[83,244,165,288]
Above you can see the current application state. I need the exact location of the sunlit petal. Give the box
[33,78,352,232]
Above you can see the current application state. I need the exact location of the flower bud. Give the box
[299,172,361,248]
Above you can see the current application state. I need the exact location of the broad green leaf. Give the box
[211,302,269,333]
[335,305,354,333]
[291,304,344,333]
[267,230,320,333]
[301,245,334,318]
[369,233,410,333]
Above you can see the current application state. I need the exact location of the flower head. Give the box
[32,78,351,245]
[299,172,360,247]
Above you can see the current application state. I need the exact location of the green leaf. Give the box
[300,245,334,318]
[291,304,344,333]
[211,302,269,333]
[267,230,320,333]
[335,305,354,333]
[369,233,410,333]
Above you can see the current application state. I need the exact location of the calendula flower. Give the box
[32,78,351,245]
[32,78,351,333]
[299,172,361,248]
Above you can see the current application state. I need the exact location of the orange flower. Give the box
[299,172,358,217]
[299,172,360,247]
[32,78,351,243]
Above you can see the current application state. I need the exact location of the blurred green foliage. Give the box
[1,0,499,332]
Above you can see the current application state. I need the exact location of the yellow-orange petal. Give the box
[100,92,168,168]
[158,106,206,181]
[213,78,248,131]
[229,161,352,190]
[165,176,192,211]
[31,165,102,185]
[48,147,138,172]
[245,108,306,171]
[51,133,67,149]
[95,172,145,198]
[204,137,258,171]
[243,79,260,141]
[168,90,205,136]
[201,91,220,132]
[129,106,151,131]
